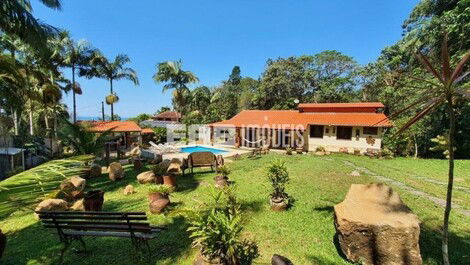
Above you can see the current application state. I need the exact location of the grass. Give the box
[0,153,469,264]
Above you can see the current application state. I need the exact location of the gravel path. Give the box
[342,160,470,217]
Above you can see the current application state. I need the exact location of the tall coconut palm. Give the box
[59,32,95,122]
[0,0,61,53]
[395,34,470,265]
[81,53,139,120]
[153,60,199,114]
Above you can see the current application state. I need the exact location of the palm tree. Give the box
[60,32,96,123]
[395,34,470,265]
[0,0,61,53]
[153,60,199,114]
[81,53,139,120]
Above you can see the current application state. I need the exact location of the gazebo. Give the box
[0,147,25,179]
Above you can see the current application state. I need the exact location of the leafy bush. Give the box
[266,160,289,200]
[148,184,172,195]
[152,163,168,176]
[58,119,113,155]
[187,188,259,265]
[153,127,167,144]
[216,165,231,176]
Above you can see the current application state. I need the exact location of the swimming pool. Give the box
[180,146,228,154]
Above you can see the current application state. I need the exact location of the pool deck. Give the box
[161,144,251,161]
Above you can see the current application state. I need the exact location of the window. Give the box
[363,127,378,135]
[325,128,330,134]
[337,126,352,140]
[310,125,324,138]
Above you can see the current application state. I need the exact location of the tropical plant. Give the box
[285,147,293,155]
[61,32,96,123]
[152,163,168,177]
[187,188,259,265]
[153,60,199,114]
[216,165,231,177]
[394,34,470,265]
[81,53,139,120]
[58,119,113,155]
[266,160,290,201]
[148,184,172,195]
[0,0,61,53]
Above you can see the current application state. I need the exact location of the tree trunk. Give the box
[29,105,34,136]
[442,101,456,265]
[110,79,114,121]
[44,113,50,131]
[12,109,18,135]
[413,134,418,159]
[72,66,77,123]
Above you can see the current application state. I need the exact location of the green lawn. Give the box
[0,153,469,265]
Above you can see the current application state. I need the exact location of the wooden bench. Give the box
[36,211,165,262]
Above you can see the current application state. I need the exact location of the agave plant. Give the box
[394,34,470,265]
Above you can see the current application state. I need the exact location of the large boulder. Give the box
[108,162,124,181]
[35,199,68,214]
[137,171,156,184]
[334,183,422,265]
[57,176,86,201]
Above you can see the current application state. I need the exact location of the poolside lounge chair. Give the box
[185,151,217,174]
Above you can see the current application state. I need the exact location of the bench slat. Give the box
[38,215,147,221]
[63,230,157,239]
[36,211,146,216]
[42,220,150,227]
[44,224,152,233]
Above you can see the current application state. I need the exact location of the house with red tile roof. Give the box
[210,102,392,153]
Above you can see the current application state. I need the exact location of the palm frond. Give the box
[450,49,470,84]
[416,51,444,83]
[395,99,443,135]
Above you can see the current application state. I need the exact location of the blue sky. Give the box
[34,0,419,118]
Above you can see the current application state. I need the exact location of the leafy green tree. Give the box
[395,35,470,265]
[190,86,211,115]
[311,50,360,102]
[0,0,61,54]
[228,65,241,85]
[257,56,315,109]
[128,113,152,124]
[153,60,199,115]
[81,53,139,120]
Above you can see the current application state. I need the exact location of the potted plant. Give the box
[188,189,259,265]
[266,160,290,211]
[285,147,293,155]
[214,165,231,188]
[148,184,172,214]
[152,164,166,184]
[83,190,105,211]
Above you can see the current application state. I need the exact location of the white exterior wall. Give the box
[306,125,383,153]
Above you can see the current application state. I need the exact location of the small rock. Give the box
[124,185,135,195]
[58,176,86,201]
[350,170,361,177]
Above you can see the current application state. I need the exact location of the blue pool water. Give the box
[180,146,228,154]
